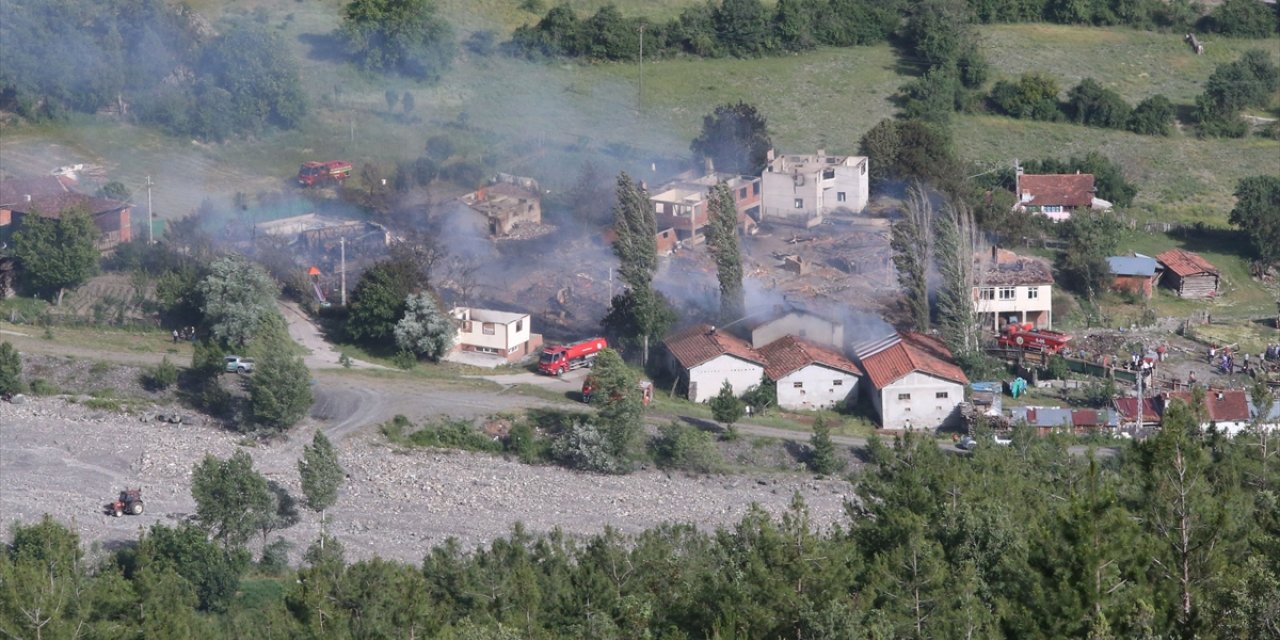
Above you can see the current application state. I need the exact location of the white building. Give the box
[855,332,969,430]
[748,307,844,351]
[760,150,869,228]
[974,249,1055,331]
[663,324,765,403]
[757,336,862,411]
[445,307,542,367]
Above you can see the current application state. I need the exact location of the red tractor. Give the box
[105,488,144,517]
[297,160,353,187]
[996,324,1073,355]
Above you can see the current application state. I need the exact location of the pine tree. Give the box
[808,416,841,475]
[604,172,669,365]
[0,341,23,395]
[393,291,454,360]
[249,344,313,433]
[710,380,744,438]
[704,183,745,324]
[891,185,933,333]
[299,431,344,544]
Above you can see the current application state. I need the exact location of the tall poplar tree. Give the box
[704,183,745,324]
[891,185,933,333]
[933,197,982,357]
[603,173,672,365]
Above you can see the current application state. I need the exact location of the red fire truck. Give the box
[996,324,1073,355]
[297,160,353,187]
[538,337,607,376]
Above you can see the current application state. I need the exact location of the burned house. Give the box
[459,174,542,237]
[648,163,761,243]
[0,175,131,252]
[973,248,1055,330]
[760,150,869,228]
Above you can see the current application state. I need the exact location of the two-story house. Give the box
[973,248,1055,331]
[649,165,761,243]
[1012,168,1112,222]
[760,150,869,228]
[445,307,543,367]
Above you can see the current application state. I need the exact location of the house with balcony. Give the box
[649,165,760,243]
[445,307,543,367]
[1012,169,1112,222]
[760,150,869,228]
[973,248,1055,331]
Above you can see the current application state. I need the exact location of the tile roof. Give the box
[1164,390,1250,422]
[757,336,863,380]
[663,324,764,370]
[1113,397,1162,422]
[1156,249,1218,278]
[854,332,968,388]
[0,176,74,205]
[1017,173,1096,207]
[0,176,126,217]
[1108,255,1159,277]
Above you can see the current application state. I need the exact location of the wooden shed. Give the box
[1156,249,1219,299]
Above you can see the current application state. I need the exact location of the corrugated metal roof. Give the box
[1107,255,1159,277]
[1156,249,1218,278]
[855,332,968,388]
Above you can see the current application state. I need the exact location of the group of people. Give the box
[171,326,196,343]
[1208,345,1278,376]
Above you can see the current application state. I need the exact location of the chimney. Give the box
[766,148,775,163]
[707,325,716,335]
[704,156,714,176]
[991,245,998,261]
[816,148,825,158]
[23,194,31,203]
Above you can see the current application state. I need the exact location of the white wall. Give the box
[974,284,1053,328]
[456,313,530,352]
[751,313,844,350]
[776,365,859,411]
[687,354,764,403]
[761,156,869,223]
[876,372,964,430]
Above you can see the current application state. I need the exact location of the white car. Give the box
[224,356,255,374]
[993,435,1013,446]
[956,436,977,451]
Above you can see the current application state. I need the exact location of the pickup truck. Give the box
[224,356,255,374]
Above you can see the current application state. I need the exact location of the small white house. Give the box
[748,307,844,351]
[663,324,765,403]
[446,307,542,367]
[855,332,969,430]
[757,336,862,411]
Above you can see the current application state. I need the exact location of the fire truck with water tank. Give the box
[996,323,1073,355]
[538,337,607,376]
[297,160,353,187]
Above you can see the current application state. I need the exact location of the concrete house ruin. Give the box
[648,163,761,244]
[760,150,869,228]
[459,174,542,237]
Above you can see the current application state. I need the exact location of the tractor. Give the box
[105,488,144,517]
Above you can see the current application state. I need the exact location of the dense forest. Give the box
[4,401,1278,639]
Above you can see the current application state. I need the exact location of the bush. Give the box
[807,418,843,475]
[0,341,22,395]
[1128,95,1174,136]
[551,421,628,474]
[258,537,293,577]
[651,422,723,474]
[28,378,58,396]
[142,356,179,391]
[1206,0,1278,37]
[504,422,551,464]
[989,73,1062,121]
[1065,78,1131,129]
[383,416,502,453]
[1044,355,1070,381]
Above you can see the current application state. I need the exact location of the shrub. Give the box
[1044,355,1070,381]
[1206,0,1278,37]
[989,73,1062,121]
[143,356,179,391]
[1066,78,1131,129]
[28,378,58,396]
[258,537,293,576]
[504,422,551,464]
[807,417,843,475]
[384,416,502,453]
[1128,95,1174,136]
[551,421,628,474]
[0,341,22,395]
[651,422,724,474]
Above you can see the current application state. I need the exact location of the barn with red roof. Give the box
[854,332,969,430]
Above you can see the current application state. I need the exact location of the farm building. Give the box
[1007,406,1120,435]
[854,332,969,431]
[757,336,863,411]
[1107,254,1161,298]
[662,324,766,403]
[1156,249,1219,299]
[1012,169,1112,221]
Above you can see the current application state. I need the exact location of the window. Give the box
[1042,205,1063,213]
[515,319,523,332]
[463,321,473,332]
[837,192,846,202]
[979,288,995,301]
[794,198,804,209]
[739,187,747,199]
[482,323,496,335]
[999,287,1016,300]
[936,391,949,399]
[822,169,835,180]
[1027,287,1039,300]
[833,379,844,386]
[793,382,804,388]
[897,393,911,401]
[752,182,759,195]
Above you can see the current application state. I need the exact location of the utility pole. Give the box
[145,175,154,244]
[638,24,645,109]
[340,237,347,307]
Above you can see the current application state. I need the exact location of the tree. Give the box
[1228,175,1280,266]
[933,197,983,358]
[0,341,22,396]
[710,379,744,438]
[393,291,454,360]
[346,257,422,344]
[1056,210,1122,301]
[198,255,278,349]
[12,206,100,305]
[772,0,816,51]
[603,173,669,365]
[902,0,986,86]
[340,0,456,81]
[990,73,1062,121]
[136,523,248,612]
[1127,94,1174,136]
[1207,0,1278,37]
[249,345,313,432]
[191,451,275,549]
[690,102,773,175]
[1066,78,1131,129]
[198,22,307,133]
[299,431,344,542]
[859,119,961,189]
[808,417,841,475]
[713,0,772,57]
[892,185,933,333]
[98,181,131,202]
[585,348,645,464]
[704,183,745,324]
[1195,50,1280,137]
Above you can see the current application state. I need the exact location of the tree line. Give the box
[3,407,1278,639]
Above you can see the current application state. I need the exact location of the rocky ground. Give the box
[0,392,855,565]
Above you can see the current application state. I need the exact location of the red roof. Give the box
[1017,173,1096,207]
[663,324,764,370]
[1164,390,1250,422]
[1156,249,1218,278]
[758,336,863,380]
[0,176,126,217]
[1113,397,1161,422]
[856,332,969,388]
